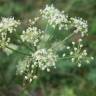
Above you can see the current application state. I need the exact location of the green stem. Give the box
[62,32,75,42]
[58,56,74,60]
[45,23,49,32]
[6,46,31,56]
[15,33,33,51]
[55,32,75,47]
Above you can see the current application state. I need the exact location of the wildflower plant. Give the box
[0,5,94,82]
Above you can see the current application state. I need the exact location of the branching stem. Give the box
[6,46,31,56]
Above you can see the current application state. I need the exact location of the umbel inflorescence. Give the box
[0,5,94,82]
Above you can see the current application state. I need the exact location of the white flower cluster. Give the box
[40,5,68,30]
[63,39,94,67]
[70,17,88,37]
[0,17,20,48]
[29,17,40,26]
[21,27,43,46]
[16,57,31,75]
[0,17,20,33]
[0,32,10,48]
[40,5,88,37]
[16,5,93,82]
[16,56,35,82]
[0,5,93,82]
[16,48,57,82]
[33,49,57,71]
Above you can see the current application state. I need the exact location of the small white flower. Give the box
[91,56,94,60]
[67,46,70,49]
[71,58,75,62]
[29,78,32,82]
[80,44,83,48]
[74,47,77,51]
[86,60,90,64]
[78,55,82,59]
[70,51,73,55]
[83,50,87,56]
[78,63,81,67]
[79,39,82,42]
[25,76,28,80]
[63,53,66,57]
[33,75,38,79]
[47,68,50,72]
[72,42,75,45]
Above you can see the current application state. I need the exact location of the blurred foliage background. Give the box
[0,0,96,96]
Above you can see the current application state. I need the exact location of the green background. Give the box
[0,0,96,96]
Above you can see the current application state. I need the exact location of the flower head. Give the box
[70,17,88,37]
[0,17,20,48]
[40,5,68,30]
[16,48,57,82]
[0,17,20,33]
[21,27,43,46]
[33,48,57,70]
[63,40,94,67]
